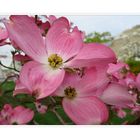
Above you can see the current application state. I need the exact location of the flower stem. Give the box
[52,108,66,125]
[0,61,19,72]
[49,96,66,125]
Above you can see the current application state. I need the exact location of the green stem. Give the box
[52,108,66,125]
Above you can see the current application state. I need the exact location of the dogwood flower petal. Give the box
[10,106,34,124]
[4,15,47,63]
[100,83,135,108]
[19,61,65,99]
[63,96,109,124]
[66,43,116,68]
[46,17,83,61]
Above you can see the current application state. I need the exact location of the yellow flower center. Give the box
[64,86,77,99]
[48,54,63,69]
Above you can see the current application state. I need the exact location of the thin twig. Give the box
[11,52,16,71]
[50,96,56,104]
[50,96,66,124]
[33,120,39,125]
[0,61,19,72]
[52,108,66,125]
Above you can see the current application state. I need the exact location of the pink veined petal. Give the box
[36,68,65,99]
[19,61,65,99]
[3,15,47,63]
[46,17,83,61]
[66,43,117,68]
[47,15,57,25]
[10,106,34,124]
[19,61,38,91]
[25,61,65,99]
[62,96,109,125]
[100,83,135,108]
[53,67,97,97]
[52,16,69,27]
[13,80,31,96]
[54,65,109,97]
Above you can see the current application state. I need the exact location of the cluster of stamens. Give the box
[64,86,77,99]
[48,54,63,69]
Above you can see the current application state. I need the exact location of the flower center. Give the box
[64,86,77,99]
[48,54,63,69]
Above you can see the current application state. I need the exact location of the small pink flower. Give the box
[0,27,8,46]
[53,67,109,124]
[4,15,116,99]
[10,106,34,124]
[116,108,126,118]
[0,104,34,125]
[107,62,129,79]
[13,54,31,64]
[35,102,48,114]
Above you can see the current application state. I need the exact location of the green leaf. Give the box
[56,108,74,125]
[1,81,15,93]
[108,109,137,125]
[34,111,62,125]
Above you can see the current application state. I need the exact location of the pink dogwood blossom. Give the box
[53,67,109,124]
[0,104,34,125]
[35,102,48,114]
[107,62,129,79]
[4,15,116,99]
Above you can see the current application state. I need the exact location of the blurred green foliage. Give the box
[85,32,113,43]
[108,109,137,125]
[126,58,140,75]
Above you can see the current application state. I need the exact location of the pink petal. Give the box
[46,17,83,61]
[1,104,13,118]
[63,96,109,124]
[13,79,31,96]
[100,83,135,108]
[10,106,34,124]
[66,43,116,68]
[4,15,47,63]
[20,61,65,99]
[53,67,97,97]
[107,62,129,75]
[35,102,48,114]
[19,61,38,91]
[54,65,109,97]
[47,15,57,25]
[13,54,31,62]
[0,27,8,40]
